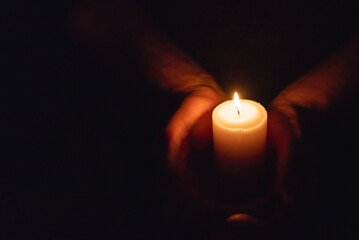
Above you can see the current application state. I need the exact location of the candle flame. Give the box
[234,92,241,116]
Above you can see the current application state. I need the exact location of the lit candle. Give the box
[212,92,267,193]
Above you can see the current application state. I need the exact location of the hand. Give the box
[166,86,237,223]
[226,100,302,239]
[166,86,304,238]
[166,86,226,171]
[165,86,269,226]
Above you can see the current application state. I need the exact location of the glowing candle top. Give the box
[212,92,267,130]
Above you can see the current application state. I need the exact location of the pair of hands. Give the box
[166,86,301,239]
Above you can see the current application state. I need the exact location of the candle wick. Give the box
[236,107,240,116]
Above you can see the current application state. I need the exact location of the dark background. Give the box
[1,0,359,239]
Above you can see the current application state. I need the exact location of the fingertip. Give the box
[226,213,259,227]
[226,214,265,239]
[166,119,189,170]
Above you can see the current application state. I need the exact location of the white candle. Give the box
[212,92,267,193]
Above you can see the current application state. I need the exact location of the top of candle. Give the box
[213,99,267,131]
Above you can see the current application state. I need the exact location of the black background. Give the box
[1,0,359,239]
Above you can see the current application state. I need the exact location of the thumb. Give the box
[226,212,284,240]
[227,213,261,227]
[166,90,223,170]
[226,214,266,240]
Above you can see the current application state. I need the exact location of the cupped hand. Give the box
[166,86,239,223]
[226,100,302,239]
[166,86,226,171]
[165,86,270,225]
[166,86,304,238]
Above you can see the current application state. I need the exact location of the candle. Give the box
[212,92,267,193]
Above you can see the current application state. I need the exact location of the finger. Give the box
[226,212,284,240]
[201,194,270,219]
[166,93,221,170]
[267,109,298,192]
[226,213,261,228]
[189,109,214,151]
[166,117,189,170]
[226,213,267,239]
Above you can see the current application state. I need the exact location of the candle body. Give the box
[212,99,267,193]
